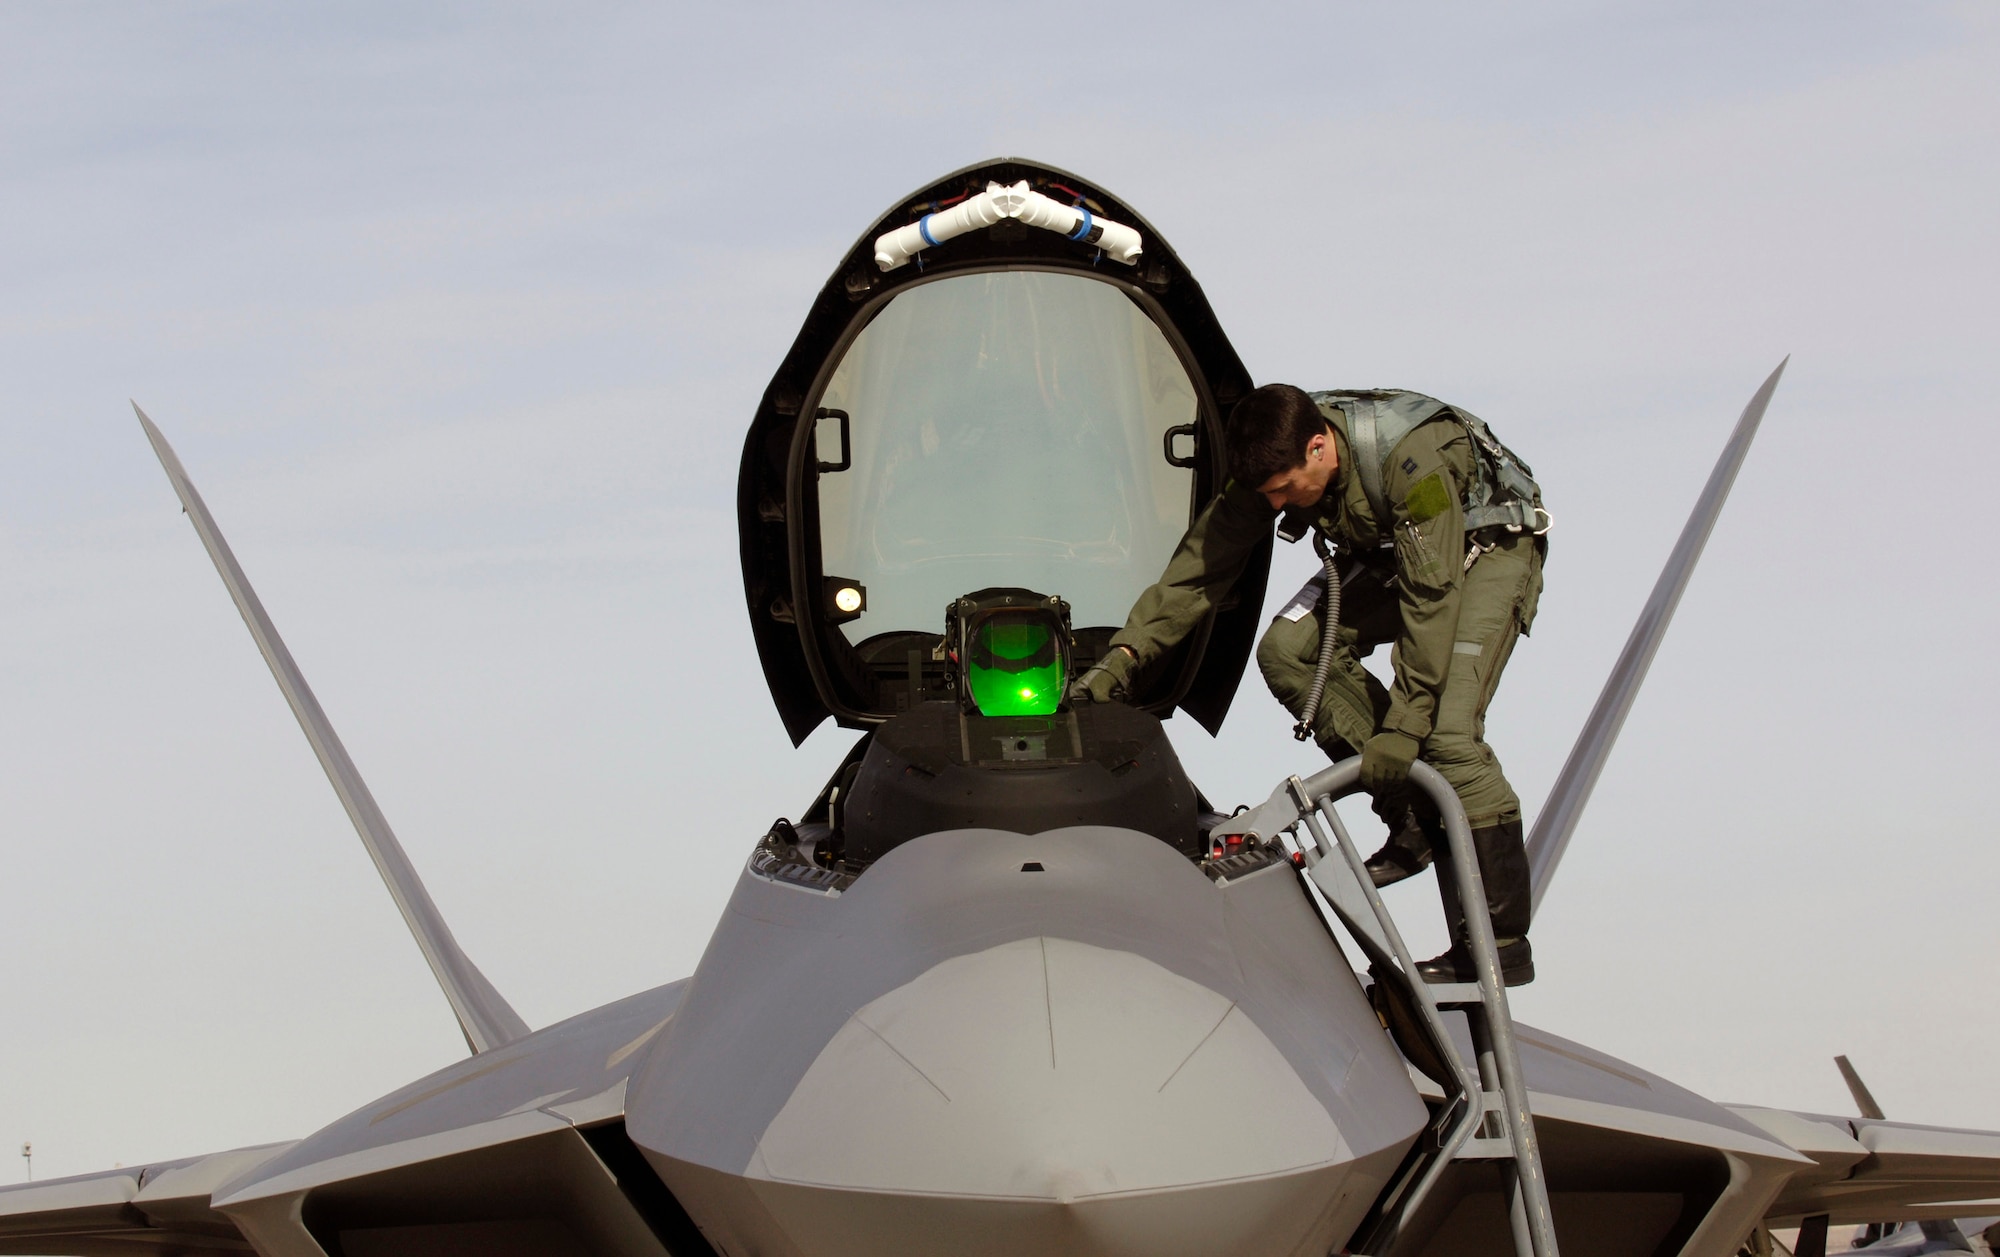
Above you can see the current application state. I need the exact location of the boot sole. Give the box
[1416,962,1535,987]
[1365,857,1432,888]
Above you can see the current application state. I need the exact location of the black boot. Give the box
[1415,818,1535,987]
[1413,936,1535,986]
[1363,806,1437,888]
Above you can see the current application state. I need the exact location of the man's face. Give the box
[1254,429,1337,511]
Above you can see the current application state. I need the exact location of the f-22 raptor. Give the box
[5,159,1998,1257]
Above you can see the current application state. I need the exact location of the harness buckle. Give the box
[1464,536,1496,573]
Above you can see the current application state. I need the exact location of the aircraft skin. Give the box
[7,159,2000,1257]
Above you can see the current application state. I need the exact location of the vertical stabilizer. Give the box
[1525,360,1788,918]
[1835,1055,1887,1120]
[134,403,529,1054]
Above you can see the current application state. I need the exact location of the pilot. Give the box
[1070,384,1547,986]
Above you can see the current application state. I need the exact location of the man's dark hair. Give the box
[1225,384,1329,487]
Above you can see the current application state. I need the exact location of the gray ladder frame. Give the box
[1212,759,1559,1257]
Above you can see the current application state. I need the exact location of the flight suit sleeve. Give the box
[1382,422,1479,741]
[1108,480,1274,669]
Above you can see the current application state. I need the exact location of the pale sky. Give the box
[4,2,1998,1181]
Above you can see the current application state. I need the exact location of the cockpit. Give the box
[737,160,1276,880]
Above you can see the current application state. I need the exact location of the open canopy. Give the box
[739,159,1267,744]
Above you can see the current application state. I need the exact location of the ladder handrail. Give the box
[1212,759,1560,1257]
[1422,758,1558,1257]
[1283,773,1486,1232]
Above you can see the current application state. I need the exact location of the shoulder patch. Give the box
[1401,456,1418,475]
[1405,472,1451,523]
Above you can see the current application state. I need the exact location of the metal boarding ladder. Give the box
[1210,759,1559,1257]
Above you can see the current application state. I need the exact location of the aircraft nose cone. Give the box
[742,935,1372,1257]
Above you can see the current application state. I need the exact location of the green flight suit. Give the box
[1108,404,1544,828]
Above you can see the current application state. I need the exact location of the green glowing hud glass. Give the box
[965,611,1066,716]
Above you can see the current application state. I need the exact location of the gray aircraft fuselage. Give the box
[630,823,1422,1255]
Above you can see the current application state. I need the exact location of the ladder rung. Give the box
[1455,1136,1519,1160]
[1425,981,1485,1007]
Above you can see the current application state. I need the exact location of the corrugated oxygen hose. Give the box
[1293,531,1341,742]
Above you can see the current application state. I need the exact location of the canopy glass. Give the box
[814,271,1198,642]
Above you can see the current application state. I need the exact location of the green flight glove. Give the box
[1360,730,1422,797]
[1068,646,1137,704]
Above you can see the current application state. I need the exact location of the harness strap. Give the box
[1464,501,1553,533]
[1348,398,1393,528]
[1318,388,1548,544]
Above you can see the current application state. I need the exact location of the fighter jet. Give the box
[6,158,2000,1257]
